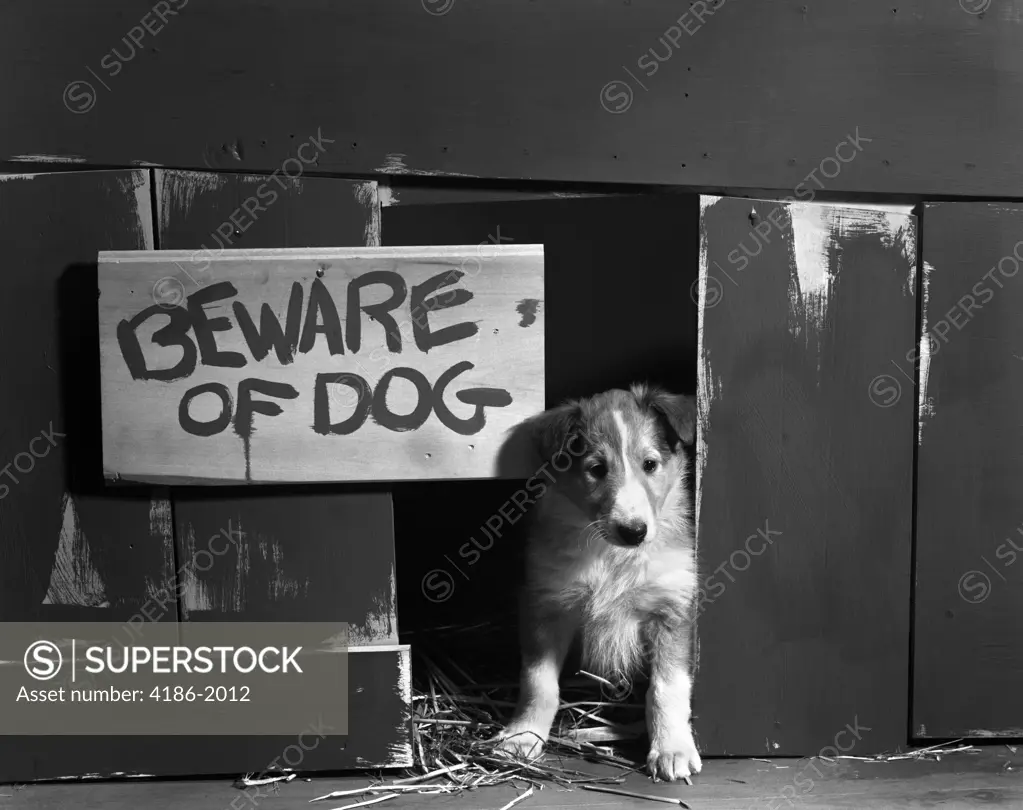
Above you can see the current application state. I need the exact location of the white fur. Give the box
[647,665,702,780]
[497,388,700,781]
[610,410,655,537]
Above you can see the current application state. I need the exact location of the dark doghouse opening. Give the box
[386,191,700,771]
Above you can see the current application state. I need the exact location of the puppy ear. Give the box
[527,401,583,462]
[635,386,697,449]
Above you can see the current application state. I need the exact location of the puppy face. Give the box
[530,384,696,548]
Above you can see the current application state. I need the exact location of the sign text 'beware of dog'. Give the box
[99,246,544,483]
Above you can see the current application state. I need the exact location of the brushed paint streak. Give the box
[376,153,479,178]
[42,493,110,607]
[348,565,398,645]
[353,181,381,247]
[918,260,936,444]
[9,154,86,163]
[118,170,154,251]
[155,169,228,235]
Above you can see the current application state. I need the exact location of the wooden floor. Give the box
[2,747,1021,810]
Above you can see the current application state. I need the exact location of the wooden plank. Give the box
[0,170,174,622]
[153,170,382,251]
[383,180,612,208]
[98,245,545,483]
[172,491,398,643]
[5,2,1022,196]
[0,169,180,782]
[0,646,410,781]
[9,747,1023,810]
[913,202,1023,739]
[693,196,917,755]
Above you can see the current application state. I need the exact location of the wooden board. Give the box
[913,203,1023,739]
[98,245,545,484]
[0,170,174,622]
[172,491,398,644]
[5,2,1023,196]
[0,646,411,781]
[9,747,1023,810]
[693,196,918,755]
[0,169,180,782]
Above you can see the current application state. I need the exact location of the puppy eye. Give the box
[643,459,658,473]
[588,463,608,479]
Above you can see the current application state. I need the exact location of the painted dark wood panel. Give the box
[154,170,379,252]
[0,646,411,781]
[0,169,178,783]
[693,197,917,755]
[913,203,1023,739]
[4,2,1019,196]
[172,491,397,644]
[0,170,174,622]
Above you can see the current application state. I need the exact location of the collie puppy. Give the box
[496,384,701,782]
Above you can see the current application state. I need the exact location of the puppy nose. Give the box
[617,522,647,546]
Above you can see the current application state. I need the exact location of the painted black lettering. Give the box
[298,278,345,356]
[179,382,232,436]
[346,271,407,353]
[409,271,477,352]
[117,304,197,381]
[313,373,371,435]
[233,282,304,364]
[372,368,432,432]
[432,360,512,435]
[233,378,299,483]
[234,379,299,439]
[187,282,247,368]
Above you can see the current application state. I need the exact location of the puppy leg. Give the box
[645,621,702,781]
[496,601,577,759]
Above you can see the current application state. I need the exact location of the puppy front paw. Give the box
[493,722,548,760]
[647,728,702,782]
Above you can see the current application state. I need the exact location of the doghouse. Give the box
[2,1,1022,807]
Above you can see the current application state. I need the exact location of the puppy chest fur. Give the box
[528,497,697,677]
[523,386,698,678]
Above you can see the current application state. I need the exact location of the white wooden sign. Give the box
[99,246,544,483]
